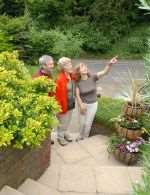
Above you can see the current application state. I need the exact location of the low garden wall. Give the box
[0,136,51,189]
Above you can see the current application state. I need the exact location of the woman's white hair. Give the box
[39,55,53,66]
[57,57,71,69]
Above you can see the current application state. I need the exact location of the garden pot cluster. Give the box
[114,101,145,165]
[118,101,144,140]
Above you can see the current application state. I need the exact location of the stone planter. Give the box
[0,136,51,190]
[116,125,143,141]
[122,101,144,118]
[114,148,138,165]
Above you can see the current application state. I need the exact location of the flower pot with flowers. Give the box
[108,135,145,165]
[113,116,145,140]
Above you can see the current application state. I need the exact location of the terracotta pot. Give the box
[114,148,138,165]
[122,102,144,118]
[116,124,143,140]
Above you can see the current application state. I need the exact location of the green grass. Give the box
[95,97,124,130]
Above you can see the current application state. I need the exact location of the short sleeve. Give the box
[92,74,99,82]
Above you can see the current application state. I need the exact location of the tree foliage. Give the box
[0,0,149,61]
[0,0,25,16]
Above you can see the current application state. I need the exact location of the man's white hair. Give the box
[57,57,71,69]
[39,55,53,66]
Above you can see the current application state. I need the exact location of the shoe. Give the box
[57,138,68,146]
[76,136,84,142]
[51,140,54,145]
[64,134,73,142]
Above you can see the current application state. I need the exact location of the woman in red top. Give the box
[55,57,76,146]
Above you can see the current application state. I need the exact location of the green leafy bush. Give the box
[29,28,83,61]
[133,140,150,195]
[26,0,65,28]
[0,0,25,16]
[127,36,147,54]
[83,30,111,53]
[0,51,60,149]
[89,0,144,38]
[0,32,14,52]
[51,30,83,58]
[0,51,30,80]
[0,15,31,60]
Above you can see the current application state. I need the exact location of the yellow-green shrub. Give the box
[0,51,60,149]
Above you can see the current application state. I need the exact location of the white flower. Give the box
[133,119,138,123]
[135,148,139,152]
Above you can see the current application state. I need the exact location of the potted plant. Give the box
[0,51,60,189]
[111,116,145,140]
[108,135,145,165]
[113,68,145,117]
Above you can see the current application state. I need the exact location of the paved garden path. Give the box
[0,135,143,195]
[0,60,144,195]
[0,135,142,195]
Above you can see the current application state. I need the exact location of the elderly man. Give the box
[55,57,76,146]
[33,55,55,144]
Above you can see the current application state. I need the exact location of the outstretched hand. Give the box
[109,56,118,65]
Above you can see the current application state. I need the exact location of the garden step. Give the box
[57,164,143,194]
[18,178,62,195]
[52,134,123,166]
[95,166,143,194]
[53,135,109,164]
[0,186,25,195]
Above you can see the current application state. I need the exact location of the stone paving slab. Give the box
[93,145,124,166]
[62,193,97,195]
[61,192,129,195]
[19,178,61,195]
[79,135,108,156]
[95,167,131,194]
[75,156,98,167]
[51,148,65,166]
[38,165,60,189]
[61,193,130,195]
[128,167,143,185]
[97,193,131,195]
[56,142,90,163]
[38,135,143,195]
[58,165,96,193]
[0,186,24,195]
